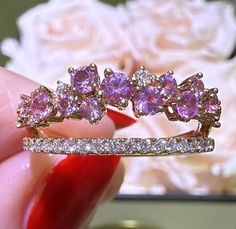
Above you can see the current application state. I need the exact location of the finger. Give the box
[0,68,122,229]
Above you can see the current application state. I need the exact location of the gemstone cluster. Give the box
[17,64,221,128]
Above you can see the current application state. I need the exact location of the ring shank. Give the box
[23,137,214,156]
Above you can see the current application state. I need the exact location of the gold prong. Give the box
[198,104,204,111]
[57,80,64,85]
[89,117,100,125]
[190,88,195,93]
[188,79,193,84]
[212,88,218,93]
[39,85,51,94]
[89,63,97,71]
[135,86,141,91]
[16,122,23,128]
[20,94,30,100]
[139,66,145,70]
[182,116,190,122]
[131,75,137,83]
[209,93,215,98]
[97,90,103,98]
[158,106,164,112]
[119,98,129,109]
[167,70,174,75]
[68,67,75,74]
[196,72,203,79]
[163,93,169,100]
[151,74,156,83]
[214,122,221,128]
[104,68,113,77]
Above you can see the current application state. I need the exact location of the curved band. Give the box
[23,137,214,156]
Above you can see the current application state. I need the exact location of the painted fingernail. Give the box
[107,108,136,130]
[26,155,120,229]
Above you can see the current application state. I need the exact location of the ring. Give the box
[17,64,221,156]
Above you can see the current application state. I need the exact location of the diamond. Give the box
[133,68,153,86]
[56,83,78,116]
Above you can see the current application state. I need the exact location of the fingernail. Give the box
[26,155,120,229]
[107,108,136,130]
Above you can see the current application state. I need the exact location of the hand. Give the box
[0,67,128,229]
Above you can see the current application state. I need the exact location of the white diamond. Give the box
[134,69,153,86]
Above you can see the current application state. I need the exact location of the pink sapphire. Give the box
[71,66,99,95]
[205,94,220,113]
[79,98,104,122]
[192,77,204,98]
[31,91,53,121]
[176,91,199,118]
[101,72,133,106]
[159,73,177,97]
[133,85,163,116]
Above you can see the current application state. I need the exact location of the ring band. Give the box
[23,137,214,156]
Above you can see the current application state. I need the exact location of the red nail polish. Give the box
[26,155,120,229]
[107,108,136,130]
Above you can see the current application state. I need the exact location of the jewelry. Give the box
[17,64,221,156]
[23,137,214,156]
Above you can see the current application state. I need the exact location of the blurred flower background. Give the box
[1,0,236,196]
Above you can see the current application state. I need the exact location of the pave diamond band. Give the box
[23,137,214,156]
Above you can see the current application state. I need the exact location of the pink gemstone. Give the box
[71,66,99,95]
[101,72,133,106]
[192,77,204,98]
[31,91,53,121]
[159,73,177,97]
[18,102,30,118]
[58,96,76,116]
[205,94,220,113]
[133,85,163,116]
[176,91,199,118]
[79,98,104,122]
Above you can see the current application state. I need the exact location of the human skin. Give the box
[0,67,128,229]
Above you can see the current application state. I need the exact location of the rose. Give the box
[124,0,236,74]
[1,0,132,88]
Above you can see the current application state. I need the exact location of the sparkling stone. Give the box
[79,98,104,122]
[133,85,163,116]
[134,69,153,86]
[31,91,53,121]
[18,102,30,119]
[24,137,214,155]
[101,72,133,106]
[71,66,99,95]
[205,94,220,113]
[159,73,177,97]
[176,91,199,118]
[192,77,204,98]
[56,83,77,116]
